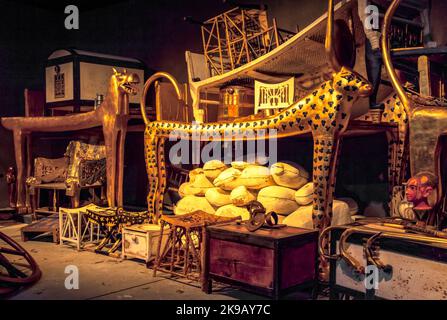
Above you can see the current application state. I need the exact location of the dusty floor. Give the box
[0,221,312,300]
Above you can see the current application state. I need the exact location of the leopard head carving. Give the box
[332,67,372,98]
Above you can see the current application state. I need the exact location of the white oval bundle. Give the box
[189,168,205,183]
[257,186,298,215]
[205,188,232,207]
[215,204,250,221]
[295,182,314,205]
[284,200,352,229]
[213,167,242,190]
[174,195,216,215]
[336,197,359,216]
[183,173,214,196]
[238,165,275,190]
[231,161,251,170]
[178,182,194,197]
[283,206,314,229]
[203,160,227,180]
[230,186,256,207]
[270,162,309,189]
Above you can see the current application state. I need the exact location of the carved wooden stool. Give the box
[152,211,239,282]
[85,207,120,254]
[85,207,149,255]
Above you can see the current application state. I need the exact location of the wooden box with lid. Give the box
[203,223,318,299]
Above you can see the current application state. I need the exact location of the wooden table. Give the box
[204,223,319,299]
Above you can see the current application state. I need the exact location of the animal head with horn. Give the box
[325,0,372,98]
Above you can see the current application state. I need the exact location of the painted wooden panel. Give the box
[209,238,274,289]
[280,242,316,289]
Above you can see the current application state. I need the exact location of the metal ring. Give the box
[264,211,279,227]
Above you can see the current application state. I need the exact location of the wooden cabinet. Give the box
[45,49,146,113]
[204,223,318,299]
[122,224,168,265]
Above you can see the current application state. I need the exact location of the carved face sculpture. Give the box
[332,67,372,98]
[113,68,140,96]
[405,172,437,210]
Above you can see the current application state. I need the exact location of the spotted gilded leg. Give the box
[155,137,166,223]
[144,128,159,221]
[311,134,339,230]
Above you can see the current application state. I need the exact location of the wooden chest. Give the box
[45,48,146,113]
[204,223,318,299]
[122,224,168,265]
[329,225,447,300]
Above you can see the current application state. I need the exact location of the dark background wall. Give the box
[0,0,334,208]
[3,0,443,213]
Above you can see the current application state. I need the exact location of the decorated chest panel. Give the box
[45,49,146,112]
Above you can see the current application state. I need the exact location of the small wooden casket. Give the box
[204,223,318,299]
[329,225,447,300]
[45,48,146,113]
[122,224,169,265]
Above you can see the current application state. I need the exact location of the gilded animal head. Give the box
[332,67,372,98]
[113,68,140,95]
[324,0,372,100]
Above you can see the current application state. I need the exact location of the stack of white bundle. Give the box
[174,159,355,229]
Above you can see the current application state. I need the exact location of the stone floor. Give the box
[0,221,313,300]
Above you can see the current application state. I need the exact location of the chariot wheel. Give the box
[0,231,41,297]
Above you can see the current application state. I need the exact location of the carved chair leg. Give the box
[70,185,81,209]
[13,130,27,213]
[52,189,58,212]
[103,123,118,208]
[116,127,127,207]
[34,189,40,219]
[25,185,33,215]
[25,133,32,211]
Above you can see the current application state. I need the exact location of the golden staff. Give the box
[381,0,409,113]
[140,72,183,125]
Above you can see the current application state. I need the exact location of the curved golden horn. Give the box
[381,0,409,111]
[140,72,183,126]
[325,0,341,71]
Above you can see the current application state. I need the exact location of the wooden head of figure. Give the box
[405,172,438,211]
